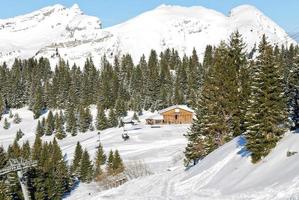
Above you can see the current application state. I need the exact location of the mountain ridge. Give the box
[0,4,296,68]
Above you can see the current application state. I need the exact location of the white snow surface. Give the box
[2,108,299,199]
[83,133,299,200]
[0,4,296,68]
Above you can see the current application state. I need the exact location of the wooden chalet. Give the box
[146,105,194,125]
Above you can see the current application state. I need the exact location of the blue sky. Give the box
[0,0,298,34]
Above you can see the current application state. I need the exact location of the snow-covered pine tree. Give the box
[96,104,108,130]
[3,118,10,129]
[13,113,21,124]
[55,113,66,140]
[245,35,288,163]
[108,108,118,128]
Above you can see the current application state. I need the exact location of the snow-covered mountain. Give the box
[0,4,296,67]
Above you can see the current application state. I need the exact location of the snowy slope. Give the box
[2,108,299,199]
[0,107,188,173]
[84,133,299,200]
[0,4,296,67]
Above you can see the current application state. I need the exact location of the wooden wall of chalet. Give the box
[162,109,193,124]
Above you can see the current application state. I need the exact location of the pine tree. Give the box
[184,39,244,165]
[48,138,70,199]
[36,120,44,136]
[21,141,31,159]
[71,142,83,176]
[3,118,10,129]
[15,129,24,141]
[108,108,118,127]
[0,95,5,120]
[7,138,21,158]
[80,149,93,182]
[13,113,21,124]
[96,105,108,130]
[94,143,106,178]
[65,105,77,135]
[132,112,139,122]
[45,110,54,135]
[0,146,7,168]
[32,83,44,119]
[9,110,13,118]
[32,134,42,161]
[114,98,127,117]
[106,150,114,175]
[55,112,66,139]
[245,35,288,163]
[112,150,124,174]
[184,105,207,166]
[78,106,89,133]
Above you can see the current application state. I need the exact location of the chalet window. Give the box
[175,115,178,120]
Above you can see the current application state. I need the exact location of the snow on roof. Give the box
[146,113,164,120]
[159,105,194,114]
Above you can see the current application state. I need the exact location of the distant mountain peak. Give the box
[70,3,83,14]
[0,4,296,68]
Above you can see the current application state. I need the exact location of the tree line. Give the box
[185,32,299,165]
[0,135,124,199]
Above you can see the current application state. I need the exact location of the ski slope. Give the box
[2,108,299,199]
[80,133,299,200]
[0,107,188,174]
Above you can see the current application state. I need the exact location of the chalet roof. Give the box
[146,113,163,120]
[159,105,194,114]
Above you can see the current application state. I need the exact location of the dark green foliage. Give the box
[65,105,77,136]
[132,112,139,121]
[9,110,13,118]
[244,35,288,163]
[32,83,44,119]
[96,105,108,130]
[184,32,288,166]
[35,120,44,136]
[7,139,21,158]
[94,142,106,178]
[79,149,93,183]
[45,111,54,135]
[0,181,10,200]
[0,146,7,168]
[0,95,5,119]
[55,112,66,139]
[112,150,124,174]
[15,129,24,141]
[32,134,42,161]
[70,142,83,176]
[108,108,118,127]
[78,106,92,133]
[21,140,31,159]
[13,113,21,124]
[3,118,10,129]
[106,150,114,175]
[106,149,124,175]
